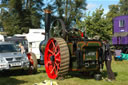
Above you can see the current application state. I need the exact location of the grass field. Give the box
[0,60,128,85]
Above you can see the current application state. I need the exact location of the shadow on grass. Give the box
[0,69,43,77]
[64,71,118,80]
[0,77,27,85]
[0,70,24,77]
[65,71,96,80]
[38,69,46,73]
[101,71,118,78]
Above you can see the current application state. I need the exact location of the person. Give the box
[103,40,115,81]
[98,47,104,72]
[19,43,25,54]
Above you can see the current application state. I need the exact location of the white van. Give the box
[26,29,45,63]
[0,34,4,42]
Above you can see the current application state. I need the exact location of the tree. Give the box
[22,0,44,28]
[81,6,112,40]
[106,5,120,21]
[52,0,87,28]
[105,5,120,40]
[119,0,128,15]
[0,0,44,35]
[0,0,23,35]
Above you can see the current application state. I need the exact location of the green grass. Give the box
[1,60,128,85]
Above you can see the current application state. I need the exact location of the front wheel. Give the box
[44,38,70,79]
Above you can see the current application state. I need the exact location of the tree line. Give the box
[0,0,128,41]
[77,0,128,40]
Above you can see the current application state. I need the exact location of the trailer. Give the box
[112,15,128,53]
[112,15,128,60]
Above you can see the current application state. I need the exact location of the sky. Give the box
[86,0,120,14]
[40,0,120,27]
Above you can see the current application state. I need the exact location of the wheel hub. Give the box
[50,55,55,62]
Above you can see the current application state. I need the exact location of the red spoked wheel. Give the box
[44,38,69,79]
[27,52,37,74]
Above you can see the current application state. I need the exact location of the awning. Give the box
[113,32,128,37]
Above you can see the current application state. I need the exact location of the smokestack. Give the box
[44,9,51,38]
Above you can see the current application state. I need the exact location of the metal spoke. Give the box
[50,65,55,74]
[51,40,55,49]
[46,60,52,67]
[55,58,60,62]
[54,63,57,75]
[55,50,60,57]
[55,45,59,53]
[48,49,55,55]
[55,62,60,72]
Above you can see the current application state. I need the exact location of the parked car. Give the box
[5,36,28,53]
[0,42,30,72]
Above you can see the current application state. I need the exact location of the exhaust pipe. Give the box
[39,9,51,65]
[44,9,51,38]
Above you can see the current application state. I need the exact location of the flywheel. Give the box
[44,38,70,79]
[50,19,67,39]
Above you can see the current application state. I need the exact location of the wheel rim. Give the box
[27,53,34,74]
[27,53,34,65]
[44,38,61,79]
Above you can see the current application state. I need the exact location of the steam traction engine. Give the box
[41,9,103,79]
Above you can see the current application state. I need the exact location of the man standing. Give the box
[104,40,115,81]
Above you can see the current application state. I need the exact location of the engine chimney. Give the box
[39,9,51,65]
[44,9,51,38]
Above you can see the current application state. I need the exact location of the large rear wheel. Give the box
[44,38,70,79]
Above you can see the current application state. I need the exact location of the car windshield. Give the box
[0,44,17,53]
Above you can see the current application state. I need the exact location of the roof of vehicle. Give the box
[0,42,13,45]
[5,36,27,40]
